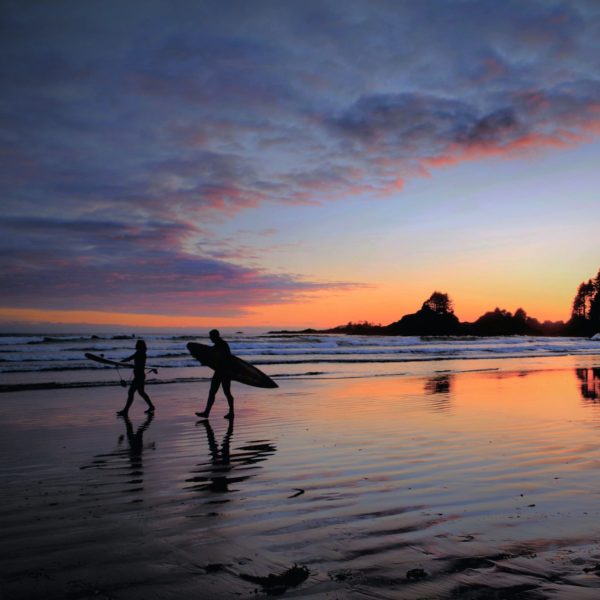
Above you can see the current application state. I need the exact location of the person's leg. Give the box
[222,378,234,419]
[138,381,155,412]
[196,374,220,418]
[117,382,136,415]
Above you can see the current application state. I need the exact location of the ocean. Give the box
[1,332,599,392]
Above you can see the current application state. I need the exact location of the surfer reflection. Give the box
[576,368,600,402]
[121,412,155,466]
[195,330,235,420]
[117,339,155,416]
[80,413,155,496]
[186,419,276,493]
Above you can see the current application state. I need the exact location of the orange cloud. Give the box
[422,128,589,172]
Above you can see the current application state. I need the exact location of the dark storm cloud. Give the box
[1,0,599,314]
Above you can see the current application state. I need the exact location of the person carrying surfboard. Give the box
[195,329,235,420]
[117,340,155,416]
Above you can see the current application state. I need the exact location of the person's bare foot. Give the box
[224,412,234,420]
[195,411,209,419]
[116,410,128,416]
[144,407,155,414]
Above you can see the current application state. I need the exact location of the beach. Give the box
[2,353,600,598]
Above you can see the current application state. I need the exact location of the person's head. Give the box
[136,339,147,352]
[209,329,221,342]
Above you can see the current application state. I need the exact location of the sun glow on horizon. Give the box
[0,274,578,332]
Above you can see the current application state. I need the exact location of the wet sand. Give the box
[2,358,600,598]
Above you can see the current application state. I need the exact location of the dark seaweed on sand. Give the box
[406,567,428,580]
[240,564,309,595]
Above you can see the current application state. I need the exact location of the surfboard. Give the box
[85,353,158,373]
[85,353,134,368]
[186,342,278,389]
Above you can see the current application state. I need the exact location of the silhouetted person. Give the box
[117,339,155,416]
[195,329,234,420]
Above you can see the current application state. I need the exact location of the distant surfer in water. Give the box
[196,329,235,420]
[117,340,155,416]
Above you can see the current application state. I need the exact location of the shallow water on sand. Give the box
[2,361,600,598]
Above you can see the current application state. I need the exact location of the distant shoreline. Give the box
[270,328,599,338]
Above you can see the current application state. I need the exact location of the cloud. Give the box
[1,1,599,315]
[326,78,600,178]
[3,1,599,217]
[0,217,363,315]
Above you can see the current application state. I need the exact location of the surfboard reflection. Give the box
[80,413,155,498]
[186,419,277,494]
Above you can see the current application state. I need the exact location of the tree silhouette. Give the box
[571,280,595,319]
[385,291,461,335]
[589,269,600,329]
[514,308,527,322]
[286,271,600,338]
[568,268,600,336]
[422,291,454,315]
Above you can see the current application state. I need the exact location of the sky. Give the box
[1,0,599,331]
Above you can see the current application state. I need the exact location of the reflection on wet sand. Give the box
[424,373,453,411]
[186,419,276,494]
[80,413,155,497]
[576,367,600,402]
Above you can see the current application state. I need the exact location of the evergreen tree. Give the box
[568,269,600,336]
[571,280,595,319]
[422,291,454,315]
[589,269,600,332]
